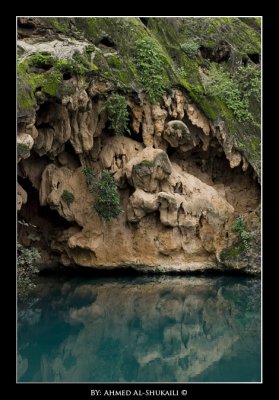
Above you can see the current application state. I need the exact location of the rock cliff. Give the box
[17,17,261,274]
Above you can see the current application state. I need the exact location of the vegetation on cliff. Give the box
[17,17,261,176]
[17,243,40,301]
[94,170,123,221]
[83,167,123,221]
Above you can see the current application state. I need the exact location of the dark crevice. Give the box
[166,145,176,158]
[36,101,52,125]
[18,176,80,260]
[18,18,36,30]
[170,142,260,213]
[36,122,53,130]
[62,141,82,167]
[199,41,231,63]
[38,265,260,277]
[18,177,73,230]
[63,72,72,80]
[98,37,116,48]
[129,123,144,143]
[127,181,136,197]
[34,64,53,72]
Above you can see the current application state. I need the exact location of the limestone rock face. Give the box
[126,148,172,193]
[17,183,28,211]
[99,137,144,187]
[184,100,210,136]
[17,133,34,161]
[34,142,234,271]
[163,120,193,150]
[39,164,92,224]
[17,39,89,62]
[17,17,261,274]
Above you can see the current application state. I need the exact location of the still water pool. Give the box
[17,275,261,382]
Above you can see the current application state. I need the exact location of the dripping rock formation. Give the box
[17,17,261,274]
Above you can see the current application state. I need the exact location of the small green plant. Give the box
[233,63,261,102]
[85,44,95,53]
[94,170,123,221]
[61,190,74,205]
[56,58,85,76]
[177,66,186,77]
[181,40,200,58]
[17,243,40,301]
[17,143,30,158]
[83,166,97,193]
[134,37,166,103]
[233,216,250,252]
[29,52,55,68]
[106,94,130,135]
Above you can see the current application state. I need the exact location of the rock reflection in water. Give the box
[17,276,261,382]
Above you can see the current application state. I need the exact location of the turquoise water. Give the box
[17,275,261,382]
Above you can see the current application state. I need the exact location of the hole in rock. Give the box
[18,19,35,29]
[98,37,116,48]
[199,41,231,63]
[63,72,72,80]
[18,176,80,252]
[129,124,144,144]
[170,144,260,214]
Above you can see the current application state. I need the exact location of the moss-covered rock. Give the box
[219,210,261,275]
[17,17,260,174]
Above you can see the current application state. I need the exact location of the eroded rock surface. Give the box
[17,17,261,274]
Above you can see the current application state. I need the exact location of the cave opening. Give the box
[98,37,116,48]
[166,144,176,158]
[170,141,260,214]
[199,41,231,63]
[35,122,53,130]
[18,21,34,29]
[128,124,144,144]
[35,101,53,126]
[18,176,78,252]
[62,140,82,168]
[63,72,72,80]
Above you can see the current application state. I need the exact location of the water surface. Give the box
[17,275,261,382]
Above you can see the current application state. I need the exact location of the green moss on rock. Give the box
[18,17,261,177]
[134,160,154,169]
[17,143,30,158]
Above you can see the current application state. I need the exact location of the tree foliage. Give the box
[106,93,130,135]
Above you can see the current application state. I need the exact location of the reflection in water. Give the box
[17,275,261,382]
